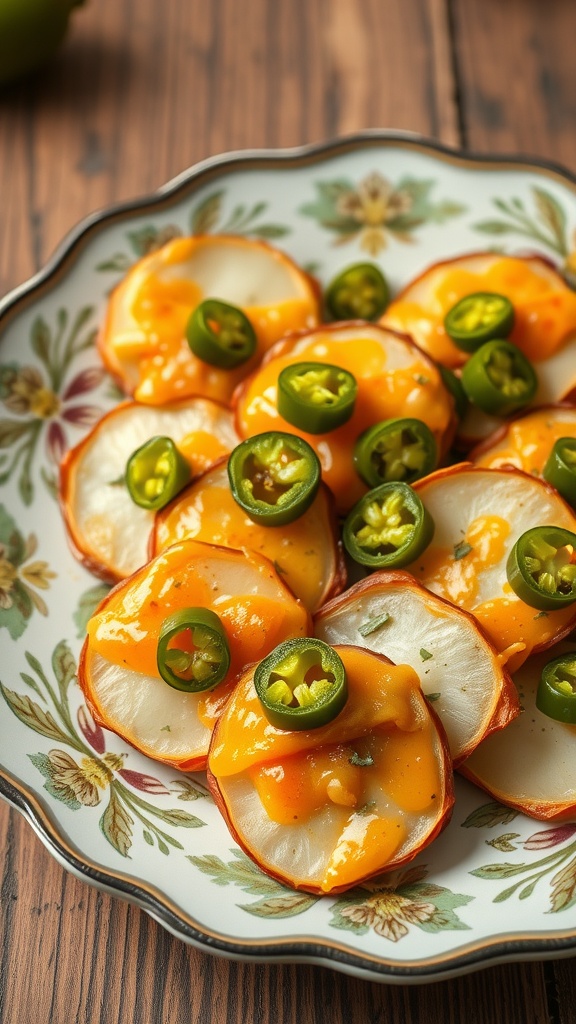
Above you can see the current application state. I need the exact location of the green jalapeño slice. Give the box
[277,361,358,434]
[543,438,576,509]
[186,298,257,369]
[506,526,576,610]
[460,339,537,417]
[125,435,191,511]
[227,432,321,526]
[444,292,515,352]
[536,652,576,724]
[353,417,437,489]
[157,607,230,692]
[325,262,389,321]
[343,481,434,569]
[254,638,348,730]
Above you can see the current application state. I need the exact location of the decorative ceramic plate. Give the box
[1,132,575,984]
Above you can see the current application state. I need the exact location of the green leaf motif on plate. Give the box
[73,583,112,638]
[460,801,519,829]
[189,190,290,240]
[471,826,576,912]
[473,187,576,284]
[189,848,319,917]
[300,172,466,256]
[97,192,290,276]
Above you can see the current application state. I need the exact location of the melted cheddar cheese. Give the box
[384,256,576,368]
[99,236,320,406]
[234,327,454,511]
[472,407,576,475]
[210,646,449,892]
[153,465,339,612]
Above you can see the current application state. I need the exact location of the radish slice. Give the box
[470,404,576,475]
[408,464,576,672]
[98,235,320,406]
[382,252,576,369]
[152,462,346,613]
[314,571,519,765]
[208,645,454,894]
[60,398,239,581]
[78,540,312,771]
[233,321,456,513]
[460,642,576,820]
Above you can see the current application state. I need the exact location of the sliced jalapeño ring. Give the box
[353,417,437,489]
[444,291,515,352]
[325,262,389,321]
[277,361,357,434]
[543,437,576,509]
[506,525,576,610]
[125,435,191,511]
[186,298,257,369]
[227,431,321,526]
[536,652,576,724]
[343,480,434,569]
[254,637,348,730]
[157,607,230,692]
[460,339,537,417]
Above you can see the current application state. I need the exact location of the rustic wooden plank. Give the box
[452,0,576,173]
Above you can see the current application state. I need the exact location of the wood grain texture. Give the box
[0,0,574,1021]
[452,0,576,171]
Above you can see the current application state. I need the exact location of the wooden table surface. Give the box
[1,0,576,1020]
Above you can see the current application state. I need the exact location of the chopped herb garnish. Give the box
[454,540,473,560]
[414,374,430,385]
[160,725,171,732]
[534,611,549,619]
[349,752,375,767]
[273,560,288,576]
[358,612,391,637]
[419,648,433,662]
[426,692,441,702]
[357,800,377,815]
[108,474,126,487]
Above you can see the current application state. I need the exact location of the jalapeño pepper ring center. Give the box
[227,432,321,525]
[536,652,576,723]
[325,263,389,321]
[343,481,434,568]
[254,638,348,730]
[354,417,437,488]
[125,435,191,511]
[460,339,537,417]
[444,291,514,351]
[186,298,256,369]
[506,526,576,610]
[277,361,357,434]
[157,607,230,692]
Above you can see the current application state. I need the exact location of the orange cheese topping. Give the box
[210,647,433,777]
[412,515,510,606]
[409,513,575,669]
[177,430,232,477]
[472,407,576,475]
[100,237,320,406]
[235,331,454,511]
[211,646,447,892]
[154,472,338,612]
[385,257,576,368]
[87,541,310,683]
